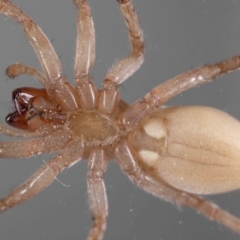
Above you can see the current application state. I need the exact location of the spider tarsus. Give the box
[117,0,130,5]
[0,199,9,212]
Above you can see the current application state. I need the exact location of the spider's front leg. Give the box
[0,0,79,111]
[0,0,60,80]
[0,139,84,212]
[87,149,108,240]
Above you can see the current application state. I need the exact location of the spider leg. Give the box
[0,138,84,212]
[0,0,60,81]
[6,63,47,87]
[98,0,144,114]
[0,129,70,158]
[105,0,144,85]
[144,56,240,107]
[119,53,240,134]
[0,123,52,137]
[73,0,98,110]
[114,140,240,235]
[141,177,240,234]
[87,148,108,240]
[0,0,79,111]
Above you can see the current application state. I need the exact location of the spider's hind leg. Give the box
[114,139,240,235]
[144,56,240,107]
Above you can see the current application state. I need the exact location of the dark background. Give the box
[0,0,240,239]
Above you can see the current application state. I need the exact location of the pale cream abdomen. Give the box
[128,106,240,195]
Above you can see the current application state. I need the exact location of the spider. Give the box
[0,0,240,239]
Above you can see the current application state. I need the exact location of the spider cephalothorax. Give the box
[1,0,240,240]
